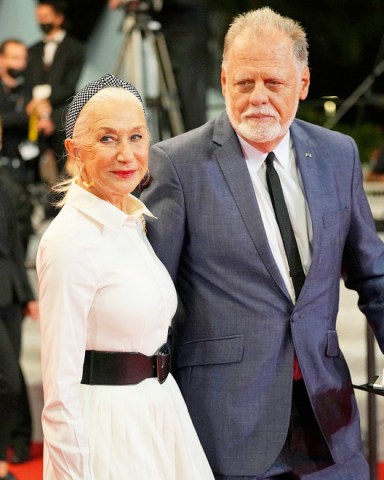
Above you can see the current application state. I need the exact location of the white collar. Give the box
[238,131,291,173]
[44,30,66,44]
[65,182,155,232]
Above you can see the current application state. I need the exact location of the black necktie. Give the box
[265,151,305,300]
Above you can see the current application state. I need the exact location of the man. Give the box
[108,0,208,132]
[141,7,384,480]
[0,39,35,253]
[0,177,39,479]
[155,0,208,131]
[0,40,37,465]
[26,0,84,180]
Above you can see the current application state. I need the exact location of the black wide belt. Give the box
[81,344,171,386]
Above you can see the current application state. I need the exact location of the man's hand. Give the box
[26,98,52,117]
[24,301,39,321]
[38,117,55,136]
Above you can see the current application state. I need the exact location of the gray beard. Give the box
[225,98,297,145]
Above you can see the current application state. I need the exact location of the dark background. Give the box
[64,0,384,99]
[61,0,384,149]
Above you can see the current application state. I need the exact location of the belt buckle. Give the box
[156,344,171,384]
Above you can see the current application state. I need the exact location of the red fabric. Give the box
[293,352,303,380]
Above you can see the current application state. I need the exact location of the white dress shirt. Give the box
[239,132,313,302]
[43,29,66,66]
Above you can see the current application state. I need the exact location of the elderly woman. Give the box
[36,75,214,480]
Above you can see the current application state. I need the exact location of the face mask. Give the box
[39,23,55,34]
[7,67,25,80]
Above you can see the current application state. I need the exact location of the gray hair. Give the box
[222,7,308,69]
[53,83,148,207]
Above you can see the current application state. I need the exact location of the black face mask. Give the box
[7,67,25,80]
[39,22,55,34]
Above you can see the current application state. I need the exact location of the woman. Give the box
[36,74,214,479]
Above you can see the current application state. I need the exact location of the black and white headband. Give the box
[65,74,145,139]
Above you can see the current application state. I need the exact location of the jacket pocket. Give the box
[326,330,340,357]
[177,334,244,368]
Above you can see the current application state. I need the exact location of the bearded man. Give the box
[141,7,384,480]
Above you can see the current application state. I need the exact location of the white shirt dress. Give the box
[36,183,214,480]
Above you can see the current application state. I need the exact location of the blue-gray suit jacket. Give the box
[141,112,384,477]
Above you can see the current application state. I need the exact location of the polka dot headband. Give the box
[65,74,145,139]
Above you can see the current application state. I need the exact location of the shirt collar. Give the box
[65,182,155,231]
[238,130,291,173]
[44,30,66,44]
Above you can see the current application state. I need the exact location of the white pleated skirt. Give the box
[44,374,214,479]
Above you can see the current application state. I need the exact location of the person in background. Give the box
[0,178,39,480]
[155,0,209,131]
[365,142,384,182]
[0,39,35,254]
[0,39,38,465]
[141,7,384,479]
[26,0,84,191]
[37,74,214,479]
[108,0,209,132]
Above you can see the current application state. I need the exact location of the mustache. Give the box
[242,108,278,118]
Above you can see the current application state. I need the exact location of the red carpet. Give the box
[7,443,43,480]
[379,463,384,480]
[5,444,384,480]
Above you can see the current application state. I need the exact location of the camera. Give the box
[119,0,163,14]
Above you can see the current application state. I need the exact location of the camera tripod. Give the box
[114,10,185,142]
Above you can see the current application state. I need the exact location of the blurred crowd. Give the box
[0,0,85,249]
[0,0,215,256]
[0,2,84,477]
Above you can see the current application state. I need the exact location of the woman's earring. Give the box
[79,166,95,189]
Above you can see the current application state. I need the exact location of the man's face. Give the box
[221,28,310,152]
[36,5,64,35]
[1,42,27,76]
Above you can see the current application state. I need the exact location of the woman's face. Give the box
[69,95,149,209]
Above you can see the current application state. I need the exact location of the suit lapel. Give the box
[290,122,325,294]
[36,41,45,68]
[213,114,291,300]
[49,37,64,72]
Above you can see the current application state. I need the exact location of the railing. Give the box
[363,180,384,480]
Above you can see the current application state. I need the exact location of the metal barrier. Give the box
[364,180,384,480]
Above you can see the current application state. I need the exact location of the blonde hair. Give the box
[222,7,308,69]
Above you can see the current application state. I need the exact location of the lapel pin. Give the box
[305,152,312,158]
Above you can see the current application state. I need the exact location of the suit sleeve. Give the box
[50,41,85,108]
[0,106,29,130]
[0,183,34,304]
[140,144,186,282]
[0,83,31,130]
[342,137,384,353]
